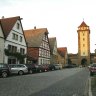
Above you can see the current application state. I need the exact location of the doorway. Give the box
[81,58,87,67]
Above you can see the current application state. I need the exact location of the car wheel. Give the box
[29,70,33,74]
[18,71,24,75]
[52,68,54,71]
[39,70,42,73]
[2,72,8,78]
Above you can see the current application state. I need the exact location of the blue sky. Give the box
[0,0,96,53]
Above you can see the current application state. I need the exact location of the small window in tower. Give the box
[83,33,85,36]
[83,38,85,41]
[83,44,85,47]
[83,52,85,55]
[87,27,89,29]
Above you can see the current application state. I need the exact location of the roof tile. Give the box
[24,28,48,47]
[78,21,89,27]
[57,47,67,57]
[0,16,20,38]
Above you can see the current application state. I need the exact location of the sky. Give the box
[0,0,96,53]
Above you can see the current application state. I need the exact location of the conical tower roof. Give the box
[78,21,89,28]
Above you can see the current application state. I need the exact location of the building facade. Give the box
[77,21,90,66]
[57,47,68,67]
[0,16,27,64]
[24,28,50,65]
[49,37,58,64]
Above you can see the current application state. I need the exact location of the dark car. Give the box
[89,63,96,76]
[64,64,77,68]
[48,64,55,71]
[26,64,39,74]
[0,64,11,78]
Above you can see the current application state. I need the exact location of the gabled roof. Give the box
[24,28,48,47]
[78,21,89,28]
[57,47,67,57]
[0,22,4,38]
[0,16,20,38]
[49,37,56,53]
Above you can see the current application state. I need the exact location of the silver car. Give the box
[54,64,62,70]
[9,64,28,75]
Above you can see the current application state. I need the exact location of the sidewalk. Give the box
[91,76,96,96]
[89,76,96,96]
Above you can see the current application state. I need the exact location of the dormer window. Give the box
[17,23,20,29]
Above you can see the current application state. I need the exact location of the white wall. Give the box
[4,20,27,64]
[0,25,4,63]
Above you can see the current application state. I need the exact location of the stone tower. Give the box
[77,21,90,66]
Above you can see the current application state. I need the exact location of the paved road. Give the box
[0,68,89,96]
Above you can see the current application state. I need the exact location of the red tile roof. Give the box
[0,16,20,38]
[24,28,48,47]
[57,47,67,57]
[78,21,89,27]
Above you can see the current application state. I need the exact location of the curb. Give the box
[89,77,92,96]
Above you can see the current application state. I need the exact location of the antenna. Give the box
[83,18,84,21]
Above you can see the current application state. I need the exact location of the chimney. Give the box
[34,26,36,29]
[2,16,4,19]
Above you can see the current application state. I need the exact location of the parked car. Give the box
[9,64,28,75]
[89,63,96,76]
[0,64,11,78]
[40,64,49,72]
[54,64,62,70]
[64,64,77,68]
[25,64,39,74]
[48,64,55,71]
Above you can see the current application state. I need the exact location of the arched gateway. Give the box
[81,58,87,67]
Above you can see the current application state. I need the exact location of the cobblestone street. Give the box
[0,68,89,96]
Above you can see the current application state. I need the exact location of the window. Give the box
[83,44,85,47]
[12,33,15,40]
[83,38,85,41]
[13,46,17,53]
[17,23,20,29]
[12,33,18,41]
[20,48,25,55]
[8,45,11,52]
[20,36,22,42]
[83,52,85,55]
[83,33,85,36]
[8,45,17,53]
[15,34,18,40]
